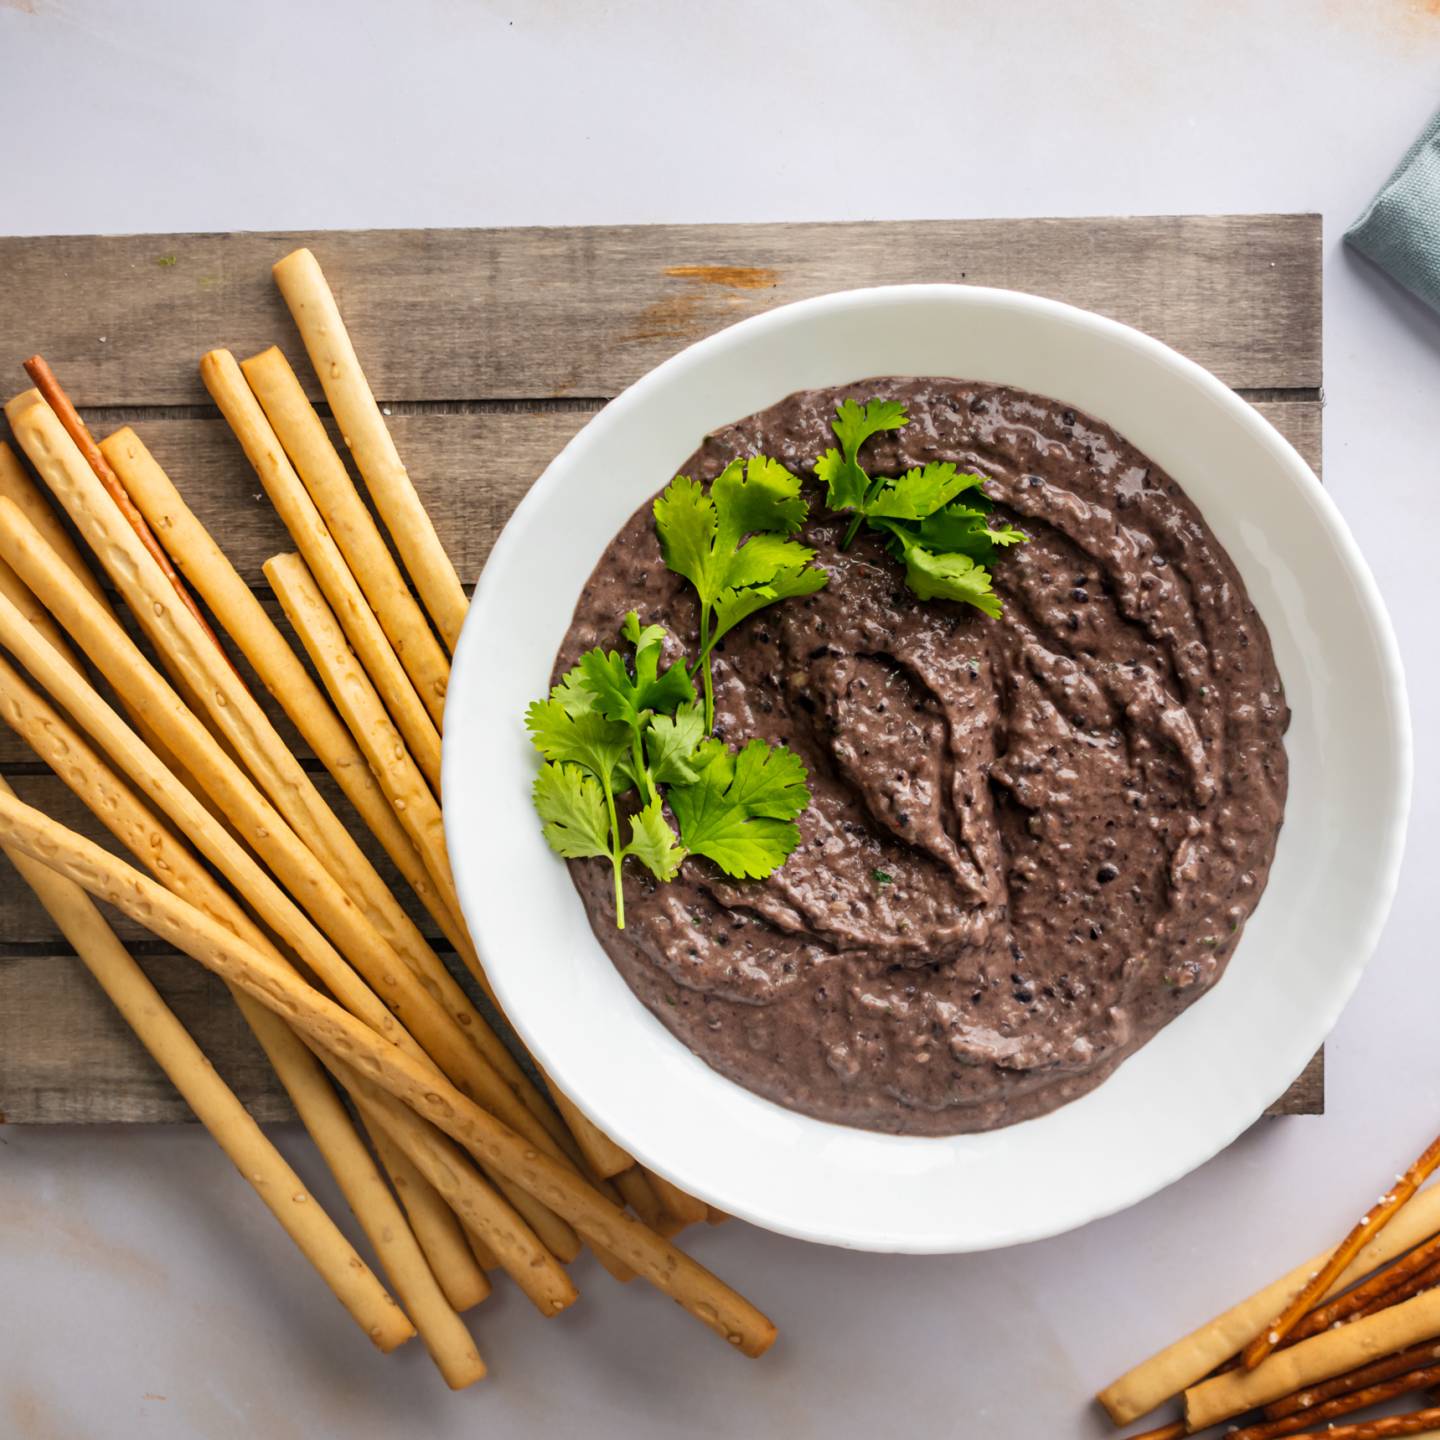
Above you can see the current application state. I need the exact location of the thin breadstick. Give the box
[0,552,82,671]
[0,778,414,1355]
[1233,1363,1440,1440]
[12,402,455,1021]
[240,346,450,726]
[103,429,461,967]
[547,1080,634,1180]
[1185,1287,1440,1429]
[272,247,468,652]
[0,643,485,1380]
[366,1118,491,1313]
[201,349,441,791]
[643,1168,710,1228]
[614,1167,665,1230]
[0,552,574,1270]
[0,792,777,1356]
[1244,1134,1440,1369]
[19,358,237,674]
[1266,1341,1440,1420]
[333,1058,579,1317]
[0,467,525,1135]
[465,1228,500,1272]
[1098,1185,1440,1424]
[707,1207,733,1225]
[107,430,585,1193]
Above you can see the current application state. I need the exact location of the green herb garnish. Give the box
[872,868,894,886]
[527,611,810,928]
[653,456,828,729]
[815,398,1029,616]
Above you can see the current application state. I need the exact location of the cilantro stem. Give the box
[630,730,656,805]
[600,770,626,929]
[697,605,716,732]
[841,511,865,549]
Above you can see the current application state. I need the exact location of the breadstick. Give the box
[546,1079,635,1181]
[1185,1287,1440,1428]
[1289,1242,1440,1348]
[102,428,462,960]
[614,1167,665,1230]
[0,460,514,1121]
[272,247,468,653]
[201,349,441,791]
[12,401,451,1013]
[1244,1133,1440,1369]
[105,439,574,1166]
[19,358,237,673]
[644,1169,710,1229]
[0,643,486,1378]
[466,1228,500,1272]
[332,1058,579,1316]
[1266,1341,1440,1420]
[1098,1184,1440,1424]
[365,1116,492,1313]
[240,346,450,726]
[0,777,414,1355]
[0,792,777,1357]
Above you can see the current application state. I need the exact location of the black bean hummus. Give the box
[555,379,1289,1134]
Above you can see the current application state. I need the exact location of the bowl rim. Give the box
[445,283,1412,1252]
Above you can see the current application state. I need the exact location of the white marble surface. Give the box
[2,2,1439,1435]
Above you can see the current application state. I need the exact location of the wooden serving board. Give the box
[0,216,1324,1123]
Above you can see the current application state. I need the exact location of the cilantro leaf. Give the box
[645,700,706,785]
[866,464,985,521]
[622,796,687,882]
[880,526,1002,618]
[654,458,828,729]
[815,447,869,512]
[669,738,808,879]
[724,738,810,820]
[525,698,631,784]
[533,762,612,859]
[831,397,908,458]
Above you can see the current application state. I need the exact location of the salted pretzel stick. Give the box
[19,358,237,674]
[273,247,468,653]
[0,792,777,1356]
[0,649,488,1378]
[1098,1185,1440,1424]
[14,403,457,1015]
[1288,1245,1440,1348]
[1244,1134,1440,1369]
[366,1121,490,1313]
[1244,1411,1440,1440]
[201,349,441,791]
[241,346,450,726]
[1266,1341,1440,1420]
[332,1058,579,1316]
[1233,1362,1440,1440]
[0,431,541,1140]
[0,778,413,1354]
[1125,1423,1185,1440]
[1186,1287,1440,1428]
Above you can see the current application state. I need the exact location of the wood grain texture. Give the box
[0,216,1324,1123]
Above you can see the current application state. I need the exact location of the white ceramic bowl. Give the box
[445,286,1410,1253]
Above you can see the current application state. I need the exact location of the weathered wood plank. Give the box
[0,216,1321,408]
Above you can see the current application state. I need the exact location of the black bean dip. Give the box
[554,379,1289,1134]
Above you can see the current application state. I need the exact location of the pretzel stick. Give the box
[201,349,441,791]
[1125,1423,1186,1440]
[0,777,414,1355]
[0,792,777,1356]
[19,358,238,675]
[240,345,450,726]
[1288,1251,1440,1349]
[1244,1135,1440,1370]
[1266,1342,1440,1420]
[1233,1363,1440,1440]
[0,638,488,1369]
[1185,1287,1440,1429]
[1098,1186,1440,1424]
[330,1058,579,1316]
[364,1118,492,1314]
[272,247,468,653]
[1245,1411,1440,1440]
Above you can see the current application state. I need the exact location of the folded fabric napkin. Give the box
[1347,108,1440,314]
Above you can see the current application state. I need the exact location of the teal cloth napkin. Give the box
[1347,109,1440,313]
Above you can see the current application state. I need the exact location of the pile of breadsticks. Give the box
[0,247,772,1388]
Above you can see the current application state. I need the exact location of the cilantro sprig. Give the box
[815,398,1028,617]
[654,456,828,730]
[527,612,809,928]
